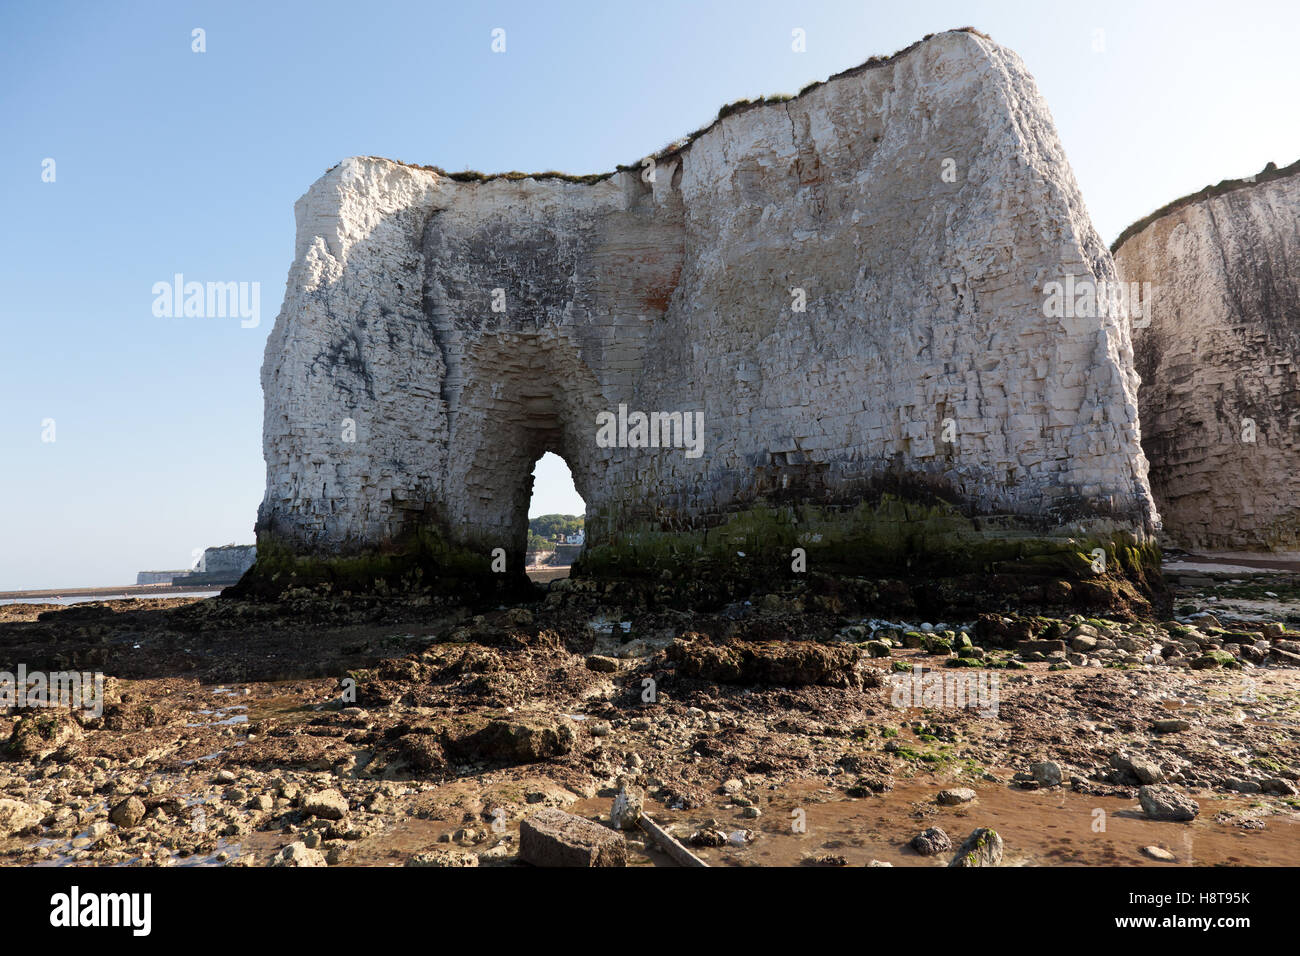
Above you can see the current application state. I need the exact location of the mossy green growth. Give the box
[923,635,954,655]
[236,525,513,599]
[1251,756,1288,775]
[26,714,61,739]
[1191,650,1240,670]
[580,495,1160,590]
[249,490,1162,605]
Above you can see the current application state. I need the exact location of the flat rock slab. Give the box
[520,809,626,867]
[936,787,977,805]
[303,788,349,820]
[1142,845,1177,862]
[1015,640,1067,656]
[405,849,479,867]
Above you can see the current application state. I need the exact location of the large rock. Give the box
[1138,785,1199,822]
[936,788,977,806]
[1114,159,1300,550]
[1111,751,1165,785]
[1191,651,1238,670]
[610,785,644,831]
[394,714,577,772]
[668,638,864,688]
[7,713,82,760]
[108,796,146,829]
[911,827,953,856]
[243,28,1156,600]
[270,841,328,867]
[0,799,41,836]
[1030,761,1063,787]
[441,715,577,764]
[302,789,349,821]
[519,809,626,867]
[949,828,1004,867]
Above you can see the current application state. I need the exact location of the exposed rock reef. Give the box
[1114,160,1300,551]
[247,29,1156,604]
[3,567,1300,868]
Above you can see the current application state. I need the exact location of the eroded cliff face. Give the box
[1114,161,1300,551]
[250,29,1157,598]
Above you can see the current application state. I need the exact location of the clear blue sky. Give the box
[2,0,1297,589]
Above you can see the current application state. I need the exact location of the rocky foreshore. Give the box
[0,565,1298,867]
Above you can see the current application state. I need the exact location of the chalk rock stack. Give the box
[1114,160,1300,551]
[247,29,1157,597]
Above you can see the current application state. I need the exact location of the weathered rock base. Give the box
[233,496,1164,617]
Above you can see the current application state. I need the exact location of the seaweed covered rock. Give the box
[667,638,866,688]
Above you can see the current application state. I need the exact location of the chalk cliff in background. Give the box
[1114,160,1300,552]
[244,29,1157,602]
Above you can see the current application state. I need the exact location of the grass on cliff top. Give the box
[1111,157,1300,253]
[353,159,614,185]
[361,28,993,187]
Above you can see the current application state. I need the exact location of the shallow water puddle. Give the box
[186,705,248,728]
[628,778,1300,866]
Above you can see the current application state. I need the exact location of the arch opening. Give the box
[438,331,604,579]
[524,452,586,581]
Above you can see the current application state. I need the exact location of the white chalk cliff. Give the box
[1115,160,1300,551]
[253,29,1156,587]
